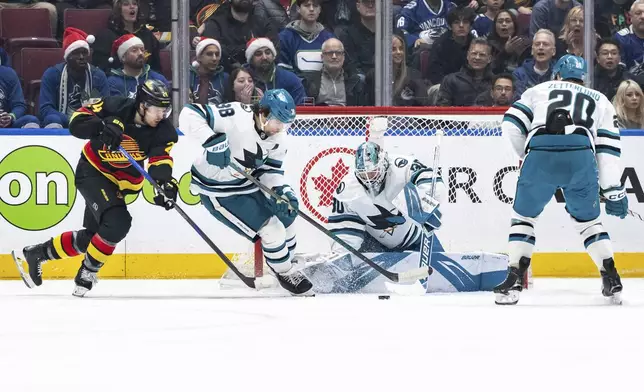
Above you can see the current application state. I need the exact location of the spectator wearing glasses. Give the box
[437,38,494,106]
[278,0,335,76]
[475,73,515,106]
[300,37,364,106]
[595,38,641,102]
[488,10,531,74]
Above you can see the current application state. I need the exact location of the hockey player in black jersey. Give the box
[11,79,179,297]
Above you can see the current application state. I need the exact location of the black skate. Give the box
[11,241,51,288]
[72,264,99,298]
[601,258,622,305]
[494,257,530,305]
[271,266,314,297]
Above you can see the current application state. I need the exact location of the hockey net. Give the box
[220,107,532,289]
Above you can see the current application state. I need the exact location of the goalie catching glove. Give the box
[153,178,179,210]
[601,186,628,219]
[269,185,298,225]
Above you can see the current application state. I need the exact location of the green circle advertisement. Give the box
[0,145,76,231]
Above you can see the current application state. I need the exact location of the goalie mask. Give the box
[355,141,389,196]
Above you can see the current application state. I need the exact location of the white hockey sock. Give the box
[507,214,537,268]
[285,223,297,256]
[258,216,292,274]
[576,219,614,271]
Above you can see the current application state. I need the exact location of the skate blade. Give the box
[72,286,90,298]
[11,250,35,289]
[495,291,520,305]
[605,292,622,305]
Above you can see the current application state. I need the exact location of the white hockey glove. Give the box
[403,183,442,233]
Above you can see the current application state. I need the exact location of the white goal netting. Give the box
[221,107,530,287]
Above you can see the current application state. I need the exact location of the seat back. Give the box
[63,8,112,37]
[0,8,52,39]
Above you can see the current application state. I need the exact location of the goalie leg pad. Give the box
[258,216,292,274]
[572,215,614,271]
[508,213,538,269]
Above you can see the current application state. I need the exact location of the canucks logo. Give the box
[366,204,406,235]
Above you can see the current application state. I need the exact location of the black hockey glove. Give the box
[99,117,125,151]
[153,178,179,210]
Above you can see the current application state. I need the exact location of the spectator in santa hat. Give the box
[107,34,169,99]
[39,27,108,129]
[189,37,228,105]
[242,37,306,105]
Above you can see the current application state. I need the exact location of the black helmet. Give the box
[136,79,171,108]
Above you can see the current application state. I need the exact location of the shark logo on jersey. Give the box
[367,205,406,234]
[235,143,265,169]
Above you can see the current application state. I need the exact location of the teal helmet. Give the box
[355,141,389,196]
[259,89,296,124]
[552,54,587,82]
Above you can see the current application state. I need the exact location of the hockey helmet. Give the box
[136,79,171,108]
[355,141,389,196]
[259,89,296,124]
[552,55,587,82]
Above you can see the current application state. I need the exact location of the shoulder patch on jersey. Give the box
[410,159,427,172]
[240,103,252,113]
[336,181,345,194]
[394,157,409,168]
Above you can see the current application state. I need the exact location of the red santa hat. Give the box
[245,37,276,64]
[62,27,95,60]
[109,33,145,63]
[192,37,222,68]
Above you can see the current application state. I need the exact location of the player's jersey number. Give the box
[215,103,235,118]
[546,89,596,129]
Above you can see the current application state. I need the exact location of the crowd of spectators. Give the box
[0,0,643,129]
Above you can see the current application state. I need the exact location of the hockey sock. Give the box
[259,217,292,274]
[49,230,93,259]
[507,214,537,269]
[285,224,297,257]
[84,234,116,271]
[579,222,614,272]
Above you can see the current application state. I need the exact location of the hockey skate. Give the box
[601,258,622,305]
[72,264,98,298]
[494,257,530,305]
[11,241,51,288]
[270,264,314,297]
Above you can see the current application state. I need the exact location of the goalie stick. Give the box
[230,162,432,283]
[420,129,444,285]
[118,146,272,290]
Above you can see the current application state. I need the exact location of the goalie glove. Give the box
[203,133,230,168]
[601,186,628,219]
[404,182,442,232]
[153,178,179,210]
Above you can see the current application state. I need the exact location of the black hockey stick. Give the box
[118,146,267,289]
[230,162,432,283]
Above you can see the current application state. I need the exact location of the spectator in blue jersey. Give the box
[0,65,40,128]
[425,7,475,85]
[336,0,375,84]
[107,34,169,99]
[595,38,642,101]
[392,33,428,106]
[395,0,455,49]
[300,37,365,105]
[278,0,335,76]
[512,29,556,100]
[488,10,531,74]
[615,0,644,76]
[473,0,505,37]
[475,73,514,106]
[39,28,108,128]
[243,37,307,104]
[189,37,228,105]
[529,0,580,36]
[436,38,494,106]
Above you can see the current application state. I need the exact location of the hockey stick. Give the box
[117,146,270,289]
[229,162,432,283]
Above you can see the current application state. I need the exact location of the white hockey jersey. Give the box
[327,155,446,252]
[502,80,623,190]
[178,102,288,197]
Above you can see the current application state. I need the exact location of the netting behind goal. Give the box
[221,107,531,288]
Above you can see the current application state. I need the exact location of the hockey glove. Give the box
[601,186,628,219]
[153,177,179,210]
[99,117,125,151]
[203,133,230,168]
[270,186,299,225]
[404,183,442,233]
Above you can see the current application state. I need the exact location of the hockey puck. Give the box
[378,295,390,300]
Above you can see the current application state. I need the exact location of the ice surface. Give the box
[0,278,642,392]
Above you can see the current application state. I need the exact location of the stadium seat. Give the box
[16,48,64,115]
[64,8,112,37]
[0,8,58,58]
